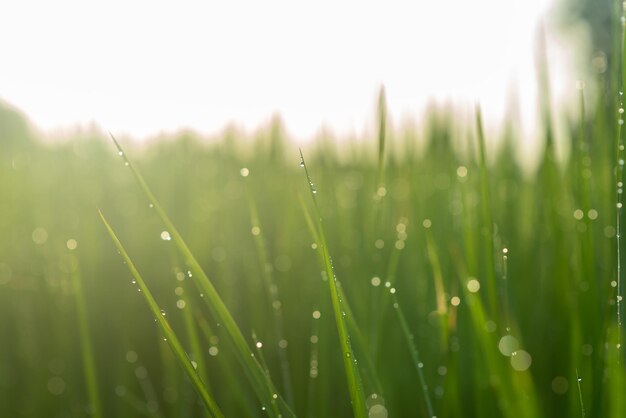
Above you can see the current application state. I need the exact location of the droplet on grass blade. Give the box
[510,350,532,371]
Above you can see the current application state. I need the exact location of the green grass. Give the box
[1,12,626,418]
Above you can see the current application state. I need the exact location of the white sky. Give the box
[0,0,577,149]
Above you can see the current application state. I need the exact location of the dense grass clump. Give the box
[1,20,626,418]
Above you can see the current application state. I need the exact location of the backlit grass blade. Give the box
[297,191,384,398]
[424,222,449,349]
[299,149,368,418]
[98,209,223,418]
[475,105,498,316]
[376,85,387,189]
[245,182,294,405]
[108,134,291,417]
[390,290,435,418]
[69,264,103,418]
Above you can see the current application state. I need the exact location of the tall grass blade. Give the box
[108,134,292,417]
[98,209,224,418]
[297,191,384,398]
[390,290,435,418]
[69,265,103,418]
[245,184,294,405]
[299,149,367,418]
[475,105,498,316]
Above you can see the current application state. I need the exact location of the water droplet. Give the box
[510,350,532,371]
[299,159,305,167]
[312,188,317,194]
[272,393,278,399]
[345,352,351,358]
[148,203,154,208]
[160,310,166,316]
[131,279,137,284]
[498,335,519,357]
[163,337,167,342]
[256,341,263,349]
[124,162,129,166]
[467,278,480,293]
[160,231,172,241]
[118,151,123,156]
[418,362,424,368]
[577,377,582,382]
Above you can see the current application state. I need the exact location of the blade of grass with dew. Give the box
[98,209,223,418]
[245,181,294,406]
[424,221,449,349]
[69,263,103,418]
[369,86,388,364]
[108,134,294,418]
[194,312,259,418]
[299,149,367,418]
[389,289,435,418]
[297,191,384,401]
[305,313,321,418]
[251,332,281,418]
[450,248,539,418]
[475,105,498,317]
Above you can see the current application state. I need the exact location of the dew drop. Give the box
[118,151,123,156]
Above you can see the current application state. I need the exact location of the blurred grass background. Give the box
[1,1,626,417]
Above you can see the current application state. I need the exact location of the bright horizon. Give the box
[1,0,583,154]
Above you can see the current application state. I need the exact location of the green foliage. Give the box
[1,20,626,418]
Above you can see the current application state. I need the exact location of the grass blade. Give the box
[475,105,498,316]
[299,149,368,418]
[108,134,291,417]
[98,209,223,418]
[69,264,103,418]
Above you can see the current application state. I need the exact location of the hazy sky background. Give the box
[0,0,582,150]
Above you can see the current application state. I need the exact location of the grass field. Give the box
[2,16,626,418]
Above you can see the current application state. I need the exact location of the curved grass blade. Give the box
[108,134,292,417]
[98,209,224,418]
[299,149,367,418]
